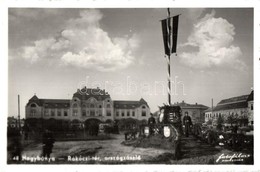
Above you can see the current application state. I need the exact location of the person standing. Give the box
[183,112,192,137]
[42,129,55,158]
[148,114,156,135]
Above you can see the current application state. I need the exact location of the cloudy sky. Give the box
[8,8,253,118]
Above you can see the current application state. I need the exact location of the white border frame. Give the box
[1,0,259,171]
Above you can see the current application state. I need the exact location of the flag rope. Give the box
[167,55,171,105]
[167,8,171,105]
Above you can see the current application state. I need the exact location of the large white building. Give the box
[204,91,253,126]
[25,87,151,123]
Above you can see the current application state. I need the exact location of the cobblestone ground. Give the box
[16,134,253,164]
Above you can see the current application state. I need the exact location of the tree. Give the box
[216,116,224,131]
[206,119,212,125]
[238,116,249,127]
[226,114,238,126]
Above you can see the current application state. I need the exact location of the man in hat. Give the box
[183,112,192,137]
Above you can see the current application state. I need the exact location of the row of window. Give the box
[206,110,250,118]
[115,110,147,117]
[29,109,69,117]
[205,113,222,118]
[73,103,111,108]
[31,109,147,118]
[38,109,112,117]
[44,109,68,117]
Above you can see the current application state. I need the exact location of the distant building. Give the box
[247,91,254,125]
[174,101,208,124]
[204,107,215,123]
[7,116,25,128]
[25,87,151,123]
[152,101,208,124]
[8,116,17,128]
[205,90,254,126]
[114,98,150,121]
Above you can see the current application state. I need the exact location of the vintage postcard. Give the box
[2,0,260,171]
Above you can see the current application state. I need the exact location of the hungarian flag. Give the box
[161,15,179,56]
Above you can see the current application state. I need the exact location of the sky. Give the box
[8,8,253,118]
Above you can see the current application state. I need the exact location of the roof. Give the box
[27,95,70,108]
[213,101,248,111]
[247,90,254,102]
[114,98,148,109]
[174,101,208,110]
[214,93,251,111]
[73,87,111,101]
[217,94,249,105]
[204,107,215,113]
[40,99,70,108]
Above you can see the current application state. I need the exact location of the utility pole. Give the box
[18,95,21,131]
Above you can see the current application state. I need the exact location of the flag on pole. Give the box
[161,15,179,56]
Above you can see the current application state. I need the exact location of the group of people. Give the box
[147,111,193,137]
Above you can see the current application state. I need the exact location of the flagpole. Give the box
[18,94,21,131]
[167,8,171,106]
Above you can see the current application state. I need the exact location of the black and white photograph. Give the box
[3,2,259,169]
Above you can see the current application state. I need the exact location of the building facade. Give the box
[204,107,214,123]
[7,116,25,128]
[247,91,253,125]
[25,87,151,123]
[174,101,208,124]
[204,91,254,126]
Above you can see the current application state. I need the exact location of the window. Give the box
[99,105,102,108]
[251,104,253,110]
[107,104,111,108]
[132,111,135,117]
[73,109,78,116]
[44,109,49,116]
[82,110,86,116]
[57,110,61,116]
[30,103,36,107]
[142,111,146,117]
[51,110,55,116]
[116,111,119,117]
[30,109,36,116]
[82,104,86,108]
[73,103,78,108]
[107,110,111,116]
[142,105,146,109]
[90,110,95,116]
[127,111,130,116]
[64,110,68,116]
[122,112,125,117]
[90,104,95,108]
